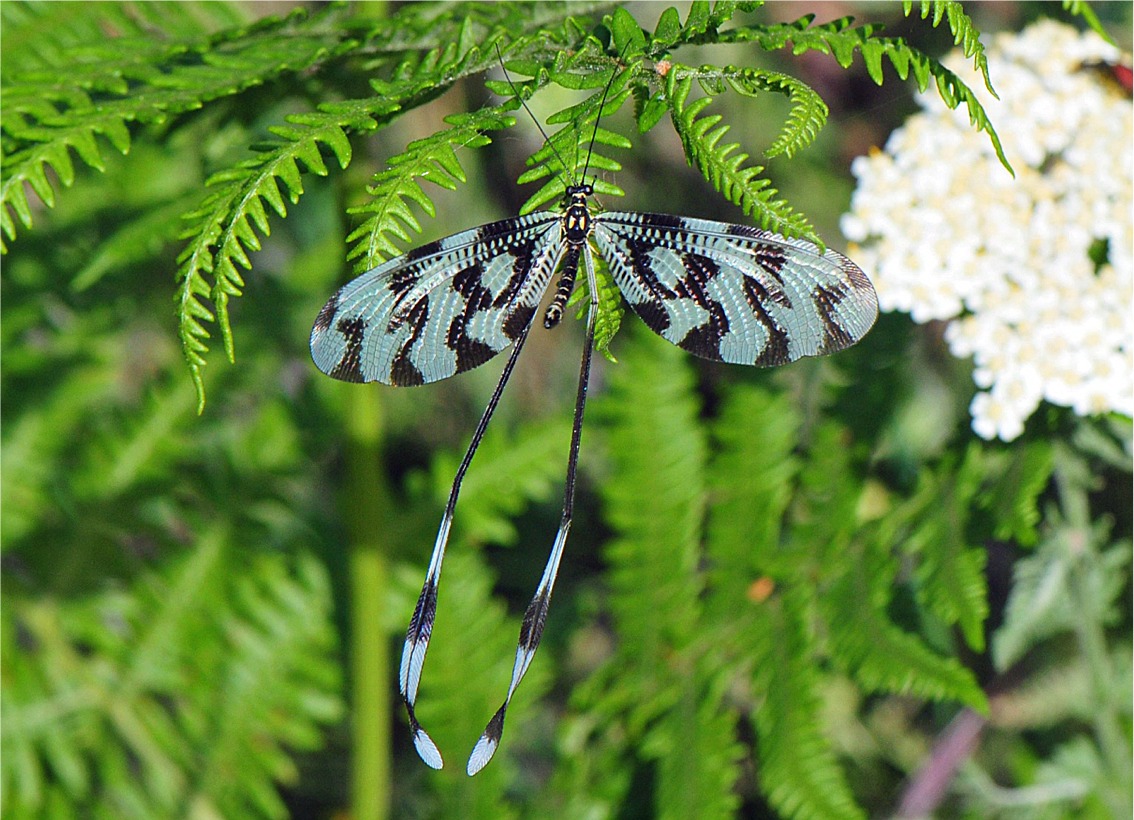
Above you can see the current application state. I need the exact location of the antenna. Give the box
[494,43,573,185]
[496,41,628,190]
[581,43,628,186]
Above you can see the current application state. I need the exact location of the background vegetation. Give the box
[2,2,1129,818]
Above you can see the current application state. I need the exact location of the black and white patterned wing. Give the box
[593,213,878,366]
[311,213,566,386]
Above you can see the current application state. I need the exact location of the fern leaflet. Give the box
[665,68,819,243]
[755,591,865,820]
[726,67,830,159]
[1,5,355,249]
[346,104,518,269]
[175,108,378,411]
[724,11,1011,172]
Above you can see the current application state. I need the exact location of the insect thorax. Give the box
[543,184,595,329]
[562,183,594,245]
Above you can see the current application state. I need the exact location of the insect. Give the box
[310,61,878,776]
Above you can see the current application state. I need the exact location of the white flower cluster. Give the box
[841,21,1132,441]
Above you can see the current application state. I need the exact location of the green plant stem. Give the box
[346,387,392,820]
[1053,446,1132,813]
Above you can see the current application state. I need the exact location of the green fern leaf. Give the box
[1,527,341,818]
[904,1,996,93]
[174,107,384,411]
[1,6,355,250]
[665,69,818,243]
[587,327,753,815]
[1,118,130,248]
[1061,0,1116,43]
[516,78,633,215]
[591,327,706,727]
[607,6,648,55]
[652,669,744,820]
[921,58,1012,172]
[722,11,1011,173]
[705,384,802,597]
[755,591,865,820]
[825,541,986,706]
[575,249,625,359]
[0,2,246,76]
[190,551,342,818]
[979,441,1055,547]
[347,104,517,269]
[902,445,990,651]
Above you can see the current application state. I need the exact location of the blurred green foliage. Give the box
[2,2,1129,819]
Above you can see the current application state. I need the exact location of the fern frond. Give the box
[346,104,517,269]
[175,106,382,411]
[726,67,829,159]
[674,1,759,44]
[825,541,986,706]
[652,668,744,820]
[1,116,131,251]
[705,384,802,599]
[724,12,1012,173]
[920,58,1011,172]
[665,69,818,243]
[979,441,1054,547]
[1061,0,1115,43]
[901,445,990,651]
[191,552,342,818]
[903,1,995,93]
[588,327,752,814]
[0,2,230,75]
[1,528,341,817]
[726,15,882,74]
[1,6,355,249]
[577,248,625,359]
[755,591,864,820]
[605,6,649,55]
[172,16,521,410]
[594,327,706,720]
[515,69,634,214]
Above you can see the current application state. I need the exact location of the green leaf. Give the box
[665,69,819,242]
[636,91,669,133]
[993,524,1130,671]
[979,441,1054,546]
[1062,0,1116,44]
[825,542,986,707]
[755,591,865,820]
[607,7,646,54]
[653,7,683,45]
[725,67,829,159]
[903,445,990,651]
[347,104,516,269]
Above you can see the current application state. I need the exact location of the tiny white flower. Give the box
[843,21,1132,441]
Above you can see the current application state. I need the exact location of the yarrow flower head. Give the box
[841,21,1132,441]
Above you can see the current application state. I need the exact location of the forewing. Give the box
[311,213,565,385]
[593,213,877,366]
